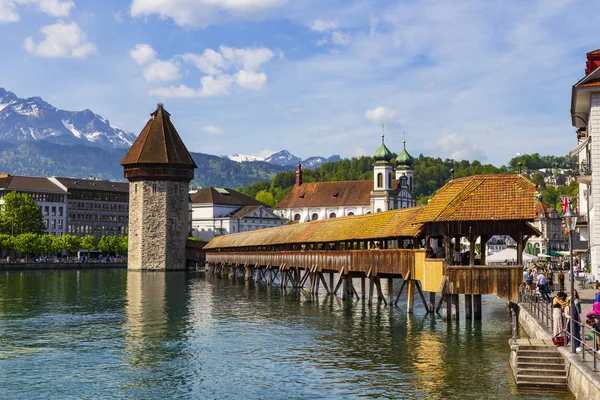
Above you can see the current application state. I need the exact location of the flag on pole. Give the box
[561,197,570,213]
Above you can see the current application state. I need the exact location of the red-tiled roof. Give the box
[277,180,399,209]
[121,105,197,167]
[415,174,536,223]
[190,187,266,207]
[52,177,128,193]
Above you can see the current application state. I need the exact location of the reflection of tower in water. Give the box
[124,271,189,370]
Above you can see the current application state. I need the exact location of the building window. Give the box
[294,214,301,221]
[377,208,382,213]
[388,173,392,188]
[58,207,63,217]
[377,173,383,188]
[329,212,336,219]
[311,213,318,221]
[347,212,354,216]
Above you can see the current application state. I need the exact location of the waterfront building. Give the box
[49,177,129,238]
[528,197,566,255]
[274,135,415,222]
[122,104,197,270]
[570,49,600,278]
[0,174,68,236]
[190,187,286,241]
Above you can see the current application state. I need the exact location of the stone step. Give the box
[517,349,561,358]
[517,362,566,370]
[516,368,567,377]
[516,356,565,365]
[517,372,567,383]
[516,380,568,391]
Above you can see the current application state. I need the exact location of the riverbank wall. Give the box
[0,262,127,271]
[518,304,600,400]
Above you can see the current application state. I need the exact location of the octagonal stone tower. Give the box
[121,104,197,270]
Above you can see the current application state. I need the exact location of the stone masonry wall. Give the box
[128,180,189,270]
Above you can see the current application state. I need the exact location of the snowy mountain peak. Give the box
[222,150,342,169]
[0,88,136,149]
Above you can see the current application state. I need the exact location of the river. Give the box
[0,269,572,399]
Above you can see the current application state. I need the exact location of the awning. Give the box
[569,137,590,157]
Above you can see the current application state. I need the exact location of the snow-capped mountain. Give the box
[222,150,342,169]
[0,88,136,149]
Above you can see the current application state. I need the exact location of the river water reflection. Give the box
[0,269,572,399]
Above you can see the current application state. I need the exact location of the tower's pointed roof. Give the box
[121,104,197,168]
[396,140,413,167]
[374,134,393,161]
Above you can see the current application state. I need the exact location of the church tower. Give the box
[395,140,415,208]
[371,133,394,213]
[121,104,197,270]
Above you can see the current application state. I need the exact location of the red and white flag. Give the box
[561,197,570,213]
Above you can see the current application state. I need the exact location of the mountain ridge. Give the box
[0,88,136,149]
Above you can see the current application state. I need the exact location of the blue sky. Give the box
[0,0,597,165]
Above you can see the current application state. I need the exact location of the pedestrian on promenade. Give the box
[586,303,600,353]
[548,271,554,293]
[569,289,582,315]
[558,270,565,293]
[553,292,567,338]
[537,271,550,302]
[595,284,600,304]
[524,269,533,290]
[565,300,583,352]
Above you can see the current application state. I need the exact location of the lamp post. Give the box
[562,206,578,353]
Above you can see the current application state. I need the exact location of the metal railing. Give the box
[519,285,599,371]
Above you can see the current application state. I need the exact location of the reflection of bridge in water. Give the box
[204,175,540,321]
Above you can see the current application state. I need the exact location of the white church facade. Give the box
[274,136,416,222]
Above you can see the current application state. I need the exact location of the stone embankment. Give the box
[516,304,600,399]
[0,262,127,270]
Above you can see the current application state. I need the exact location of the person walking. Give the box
[547,270,554,293]
[558,270,565,293]
[553,292,567,338]
[537,270,550,303]
[565,300,583,352]
[570,289,582,315]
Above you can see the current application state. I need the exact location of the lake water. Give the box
[0,269,572,399]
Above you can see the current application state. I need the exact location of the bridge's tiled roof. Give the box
[415,174,536,223]
[204,206,425,249]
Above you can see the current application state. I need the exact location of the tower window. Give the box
[152,183,157,194]
[388,173,392,188]
[377,173,383,188]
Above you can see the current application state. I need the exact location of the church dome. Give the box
[396,141,413,167]
[374,135,393,161]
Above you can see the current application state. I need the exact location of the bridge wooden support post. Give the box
[473,294,482,320]
[406,280,415,313]
[429,292,436,313]
[387,278,394,306]
[267,266,272,285]
[330,273,334,294]
[368,277,375,305]
[465,294,473,320]
[228,264,235,279]
[375,277,387,306]
[245,264,251,281]
[443,295,452,321]
[361,276,366,301]
[451,294,459,321]
[342,274,349,300]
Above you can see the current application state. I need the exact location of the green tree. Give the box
[0,192,45,235]
[81,235,96,254]
[98,236,114,254]
[255,190,276,207]
[115,236,128,254]
[58,234,81,254]
[39,234,59,256]
[13,233,40,261]
[0,233,14,252]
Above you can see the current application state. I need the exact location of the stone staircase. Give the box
[511,339,568,391]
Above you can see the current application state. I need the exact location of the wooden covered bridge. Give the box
[204,175,540,320]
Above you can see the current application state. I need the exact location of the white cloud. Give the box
[129,44,156,65]
[233,70,267,90]
[436,133,486,161]
[198,74,232,97]
[331,31,350,45]
[219,45,273,71]
[310,19,337,32]
[0,0,73,23]
[130,0,286,28]
[181,49,224,75]
[364,106,398,124]
[24,21,96,58]
[143,59,180,82]
[149,84,196,98]
[202,125,225,135]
